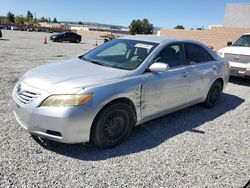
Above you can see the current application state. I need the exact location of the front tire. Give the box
[91,103,135,148]
[203,80,222,108]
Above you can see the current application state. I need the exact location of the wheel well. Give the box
[215,78,224,90]
[90,97,137,141]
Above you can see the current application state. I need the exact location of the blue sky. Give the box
[1,0,250,28]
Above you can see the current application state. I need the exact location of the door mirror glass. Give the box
[227,41,232,46]
[149,62,169,72]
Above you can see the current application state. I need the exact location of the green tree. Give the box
[129,19,142,35]
[196,26,205,30]
[53,17,57,23]
[40,17,46,22]
[174,25,185,29]
[141,18,154,34]
[14,16,25,24]
[129,18,153,35]
[0,16,8,24]
[26,10,33,20]
[7,11,15,23]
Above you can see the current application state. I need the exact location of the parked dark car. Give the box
[0,29,2,38]
[50,32,81,43]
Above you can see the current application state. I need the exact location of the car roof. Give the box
[61,31,73,34]
[120,35,175,43]
[120,35,201,45]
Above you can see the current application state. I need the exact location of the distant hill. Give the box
[61,21,126,29]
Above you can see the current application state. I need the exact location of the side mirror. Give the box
[227,41,232,46]
[149,62,169,72]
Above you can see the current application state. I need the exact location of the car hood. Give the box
[218,46,250,55]
[21,58,130,94]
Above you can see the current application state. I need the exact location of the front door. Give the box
[141,43,190,118]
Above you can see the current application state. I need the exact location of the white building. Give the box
[224,3,250,28]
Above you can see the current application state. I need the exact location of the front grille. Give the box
[224,53,250,63]
[16,90,40,104]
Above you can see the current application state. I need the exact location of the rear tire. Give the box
[203,80,222,108]
[91,103,135,148]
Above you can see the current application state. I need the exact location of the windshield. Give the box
[82,39,158,70]
[233,35,250,47]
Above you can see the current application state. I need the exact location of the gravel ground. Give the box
[0,30,250,188]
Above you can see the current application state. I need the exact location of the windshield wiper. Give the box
[89,60,113,68]
[233,44,245,47]
[82,56,128,70]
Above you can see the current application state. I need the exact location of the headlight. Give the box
[40,94,93,107]
[217,52,224,58]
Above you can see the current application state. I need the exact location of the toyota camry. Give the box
[12,35,230,148]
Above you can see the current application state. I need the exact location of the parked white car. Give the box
[217,34,250,78]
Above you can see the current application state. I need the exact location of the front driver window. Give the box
[154,44,184,68]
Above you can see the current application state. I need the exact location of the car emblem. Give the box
[16,83,22,94]
[234,56,240,60]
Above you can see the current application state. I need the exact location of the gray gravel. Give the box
[0,30,250,188]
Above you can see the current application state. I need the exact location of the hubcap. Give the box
[103,111,128,141]
[210,86,220,104]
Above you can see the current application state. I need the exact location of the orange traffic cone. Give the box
[44,36,47,44]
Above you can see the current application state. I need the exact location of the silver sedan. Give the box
[12,35,230,148]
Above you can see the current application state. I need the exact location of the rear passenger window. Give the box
[185,43,214,64]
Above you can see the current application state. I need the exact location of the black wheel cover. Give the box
[209,85,221,105]
[91,103,135,148]
[102,110,129,142]
[204,81,222,108]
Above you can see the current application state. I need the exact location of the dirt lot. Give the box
[0,30,250,187]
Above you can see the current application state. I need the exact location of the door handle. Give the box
[181,71,188,78]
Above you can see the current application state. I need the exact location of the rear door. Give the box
[64,32,71,41]
[184,43,218,102]
[69,33,77,42]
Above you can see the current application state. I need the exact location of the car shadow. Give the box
[33,93,244,161]
[229,77,250,87]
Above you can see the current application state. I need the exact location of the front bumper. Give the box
[229,62,250,78]
[12,83,102,144]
